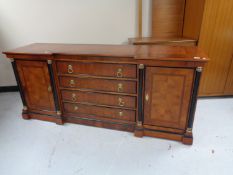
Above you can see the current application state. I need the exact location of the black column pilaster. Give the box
[187,67,203,130]
[47,60,60,113]
[11,59,27,107]
[138,64,145,125]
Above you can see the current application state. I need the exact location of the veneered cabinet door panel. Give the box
[144,67,194,130]
[16,60,55,111]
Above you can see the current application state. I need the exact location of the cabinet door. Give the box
[144,67,194,130]
[16,60,55,111]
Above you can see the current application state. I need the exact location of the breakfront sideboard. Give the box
[3,43,208,145]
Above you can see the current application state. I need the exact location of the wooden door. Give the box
[144,67,194,130]
[224,57,233,95]
[16,60,55,111]
[198,0,233,96]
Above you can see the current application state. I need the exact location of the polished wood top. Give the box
[3,43,208,62]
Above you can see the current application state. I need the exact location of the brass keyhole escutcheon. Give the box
[74,105,79,111]
[119,111,123,117]
[116,68,123,78]
[118,97,125,107]
[69,79,75,87]
[145,94,149,101]
[48,86,52,92]
[68,65,73,74]
[72,93,77,102]
[117,83,123,92]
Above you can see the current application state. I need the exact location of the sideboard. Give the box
[3,43,208,145]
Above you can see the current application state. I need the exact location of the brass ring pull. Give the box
[74,105,79,111]
[68,65,73,74]
[72,93,77,101]
[117,83,123,92]
[118,97,125,107]
[116,68,123,78]
[69,80,75,87]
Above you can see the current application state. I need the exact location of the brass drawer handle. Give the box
[116,68,123,78]
[72,93,77,101]
[145,93,149,101]
[118,97,125,107]
[69,80,75,87]
[74,105,79,111]
[118,83,123,92]
[119,111,123,117]
[68,65,73,74]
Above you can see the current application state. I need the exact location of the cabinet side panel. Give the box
[183,0,206,40]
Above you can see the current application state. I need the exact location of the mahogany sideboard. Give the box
[3,43,208,145]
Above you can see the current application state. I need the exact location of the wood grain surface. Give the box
[16,60,55,111]
[59,76,137,94]
[152,0,186,38]
[144,67,194,129]
[3,43,208,63]
[198,0,233,96]
[63,102,135,122]
[61,90,136,109]
[183,0,206,40]
[57,61,137,78]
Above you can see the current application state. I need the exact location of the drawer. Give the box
[63,102,135,122]
[61,90,136,109]
[59,76,137,94]
[56,61,137,79]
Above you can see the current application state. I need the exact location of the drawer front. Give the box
[57,61,137,79]
[59,77,137,94]
[61,90,136,109]
[63,102,135,122]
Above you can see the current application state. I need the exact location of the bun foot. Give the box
[182,131,193,145]
[134,128,144,138]
[55,119,64,125]
[22,113,30,120]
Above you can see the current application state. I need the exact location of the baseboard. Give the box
[0,86,19,93]
[198,95,233,99]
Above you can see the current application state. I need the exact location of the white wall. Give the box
[0,0,137,86]
[142,0,152,37]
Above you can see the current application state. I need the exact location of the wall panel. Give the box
[198,0,233,96]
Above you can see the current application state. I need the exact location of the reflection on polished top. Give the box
[4,43,208,62]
